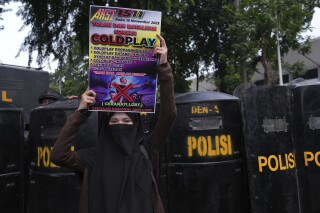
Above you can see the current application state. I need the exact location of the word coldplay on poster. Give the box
[88,5,162,113]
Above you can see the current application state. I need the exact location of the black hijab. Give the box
[78,112,153,213]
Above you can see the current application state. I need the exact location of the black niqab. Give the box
[78,112,153,213]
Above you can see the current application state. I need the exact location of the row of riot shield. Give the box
[236,84,320,213]
[1,91,251,213]
[3,84,320,213]
[24,92,251,213]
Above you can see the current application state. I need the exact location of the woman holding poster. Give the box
[51,34,176,213]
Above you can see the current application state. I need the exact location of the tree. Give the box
[15,0,238,93]
[224,0,317,86]
[16,0,193,92]
[17,0,317,93]
[211,1,259,93]
[49,38,88,97]
[162,0,235,92]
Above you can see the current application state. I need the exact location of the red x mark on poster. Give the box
[111,82,133,102]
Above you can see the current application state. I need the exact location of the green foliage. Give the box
[168,0,240,93]
[298,40,312,55]
[49,38,88,97]
[16,0,193,92]
[219,71,241,95]
[173,72,192,93]
[284,60,308,78]
[223,0,317,85]
[213,56,242,94]
[14,0,319,94]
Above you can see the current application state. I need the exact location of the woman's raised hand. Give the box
[153,34,168,65]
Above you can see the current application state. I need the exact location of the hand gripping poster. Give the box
[88,5,161,113]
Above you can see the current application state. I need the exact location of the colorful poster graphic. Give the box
[88,6,161,113]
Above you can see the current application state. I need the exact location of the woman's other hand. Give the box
[78,89,96,110]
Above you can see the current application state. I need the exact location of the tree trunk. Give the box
[261,43,278,85]
[235,0,248,83]
[240,52,247,83]
[196,71,199,91]
[261,58,278,85]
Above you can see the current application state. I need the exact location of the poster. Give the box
[88,5,162,113]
